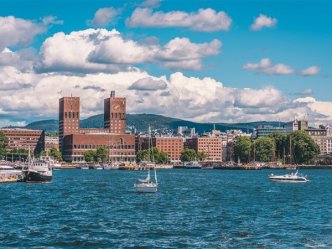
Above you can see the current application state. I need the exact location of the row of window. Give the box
[73,151,135,155]
[111,113,125,119]
[72,156,135,162]
[64,112,79,119]
[73,144,135,149]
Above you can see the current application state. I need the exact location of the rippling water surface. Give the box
[0,169,331,248]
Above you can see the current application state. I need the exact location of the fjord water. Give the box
[0,170,331,248]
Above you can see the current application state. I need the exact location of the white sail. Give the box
[139,169,151,183]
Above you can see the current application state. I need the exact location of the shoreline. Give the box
[57,164,332,170]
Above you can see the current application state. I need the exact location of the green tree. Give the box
[154,149,169,164]
[253,137,276,162]
[233,136,251,163]
[136,147,169,164]
[180,148,197,162]
[197,151,207,161]
[40,150,47,156]
[289,131,320,164]
[6,148,29,162]
[49,148,62,161]
[269,132,287,161]
[96,147,108,163]
[0,132,8,160]
[136,150,149,163]
[84,150,96,162]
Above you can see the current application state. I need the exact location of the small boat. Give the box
[25,160,52,183]
[269,171,309,183]
[80,165,89,170]
[103,164,119,170]
[40,156,62,170]
[0,165,25,183]
[134,163,158,193]
[202,166,214,170]
[184,161,202,169]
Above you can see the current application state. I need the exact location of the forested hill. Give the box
[23,114,283,134]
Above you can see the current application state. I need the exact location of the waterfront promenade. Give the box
[58,162,332,170]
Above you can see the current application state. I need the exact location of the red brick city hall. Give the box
[59,91,135,162]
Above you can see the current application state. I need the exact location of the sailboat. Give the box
[134,126,158,193]
[134,163,158,193]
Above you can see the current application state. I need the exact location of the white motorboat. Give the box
[202,166,214,170]
[103,164,119,170]
[134,163,158,193]
[40,156,62,169]
[79,164,89,170]
[184,161,202,169]
[269,171,309,183]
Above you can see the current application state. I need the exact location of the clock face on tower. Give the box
[113,104,120,111]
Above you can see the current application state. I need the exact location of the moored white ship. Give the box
[25,159,52,183]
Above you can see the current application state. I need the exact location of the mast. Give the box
[108,134,111,164]
[248,143,251,163]
[154,163,158,185]
[253,140,256,162]
[148,125,157,184]
[283,146,286,165]
[289,135,292,165]
[28,146,31,164]
[149,125,155,163]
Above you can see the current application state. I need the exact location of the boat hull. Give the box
[269,178,308,183]
[134,183,158,193]
[26,171,52,183]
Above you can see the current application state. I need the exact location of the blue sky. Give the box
[0,0,331,126]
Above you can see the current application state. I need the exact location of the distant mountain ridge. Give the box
[22,114,284,134]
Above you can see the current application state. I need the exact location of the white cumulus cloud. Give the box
[0,28,331,126]
[2,60,332,125]
[126,8,232,32]
[0,16,46,50]
[88,7,120,27]
[37,28,221,72]
[42,16,63,25]
[300,66,320,76]
[129,77,167,91]
[250,14,277,31]
[140,0,162,8]
[243,58,294,75]
[36,29,128,73]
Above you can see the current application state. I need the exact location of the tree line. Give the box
[137,147,207,163]
[84,148,108,163]
[233,130,320,164]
